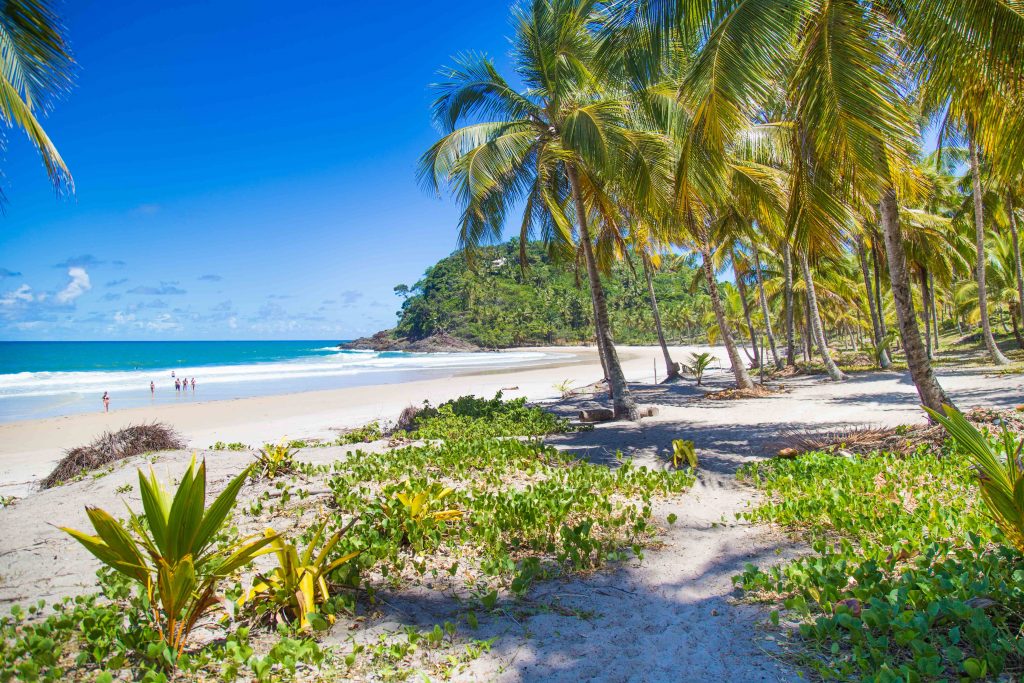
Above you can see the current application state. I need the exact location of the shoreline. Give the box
[0,345,717,497]
[0,344,562,424]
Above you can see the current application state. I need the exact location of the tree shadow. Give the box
[326,367,1021,680]
[332,536,799,682]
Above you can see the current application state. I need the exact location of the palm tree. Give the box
[782,241,797,366]
[730,248,761,368]
[0,0,75,196]
[855,231,891,367]
[967,138,1011,364]
[419,0,670,420]
[638,249,680,380]
[750,244,782,369]
[616,0,1020,409]
[988,231,1024,349]
[1006,192,1024,336]
[618,30,758,390]
[692,220,755,389]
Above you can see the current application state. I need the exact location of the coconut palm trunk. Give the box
[640,254,679,381]
[732,252,760,368]
[699,238,754,390]
[918,265,932,360]
[878,188,952,411]
[969,138,1010,365]
[753,247,783,369]
[1007,193,1024,334]
[803,309,812,362]
[929,271,940,352]
[594,316,610,380]
[567,166,639,420]
[782,242,796,366]
[798,248,847,381]
[856,234,891,368]
[1012,307,1024,349]
[871,245,888,340]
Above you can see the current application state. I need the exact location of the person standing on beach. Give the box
[175,378,181,392]
[102,392,110,413]
[150,381,155,395]
[191,378,196,391]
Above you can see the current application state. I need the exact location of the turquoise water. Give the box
[0,341,548,422]
[0,340,347,374]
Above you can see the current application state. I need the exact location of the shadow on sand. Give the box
[325,370,1020,681]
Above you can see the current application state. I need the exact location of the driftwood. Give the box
[579,408,614,422]
[578,406,659,422]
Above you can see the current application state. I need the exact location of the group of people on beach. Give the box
[174,376,196,392]
[102,372,198,413]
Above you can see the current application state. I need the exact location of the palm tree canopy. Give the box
[419,0,672,264]
[0,0,75,194]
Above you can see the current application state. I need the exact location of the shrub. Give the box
[671,439,697,469]
[254,442,298,479]
[410,392,573,440]
[333,422,383,445]
[682,352,713,385]
[326,438,694,591]
[42,423,184,488]
[382,481,463,548]
[238,518,361,631]
[211,441,249,451]
[60,456,277,658]
[0,595,328,681]
[735,443,1023,680]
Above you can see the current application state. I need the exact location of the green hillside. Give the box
[391,241,711,348]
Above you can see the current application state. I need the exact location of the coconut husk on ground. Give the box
[40,423,184,489]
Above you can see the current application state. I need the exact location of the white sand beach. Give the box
[0,345,727,497]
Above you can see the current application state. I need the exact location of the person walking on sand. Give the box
[102,392,110,413]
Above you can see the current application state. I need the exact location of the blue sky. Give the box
[0,1,517,340]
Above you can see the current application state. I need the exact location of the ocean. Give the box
[0,341,549,423]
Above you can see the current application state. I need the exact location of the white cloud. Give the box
[145,314,180,332]
[56,267,91,304]
[0,284,34,306]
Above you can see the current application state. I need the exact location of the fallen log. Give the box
[579,408,614,422]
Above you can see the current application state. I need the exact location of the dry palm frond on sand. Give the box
[782,408,1024,457]
[704,384,782,401]
[781,424,943,457]
[41,423,184,488]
